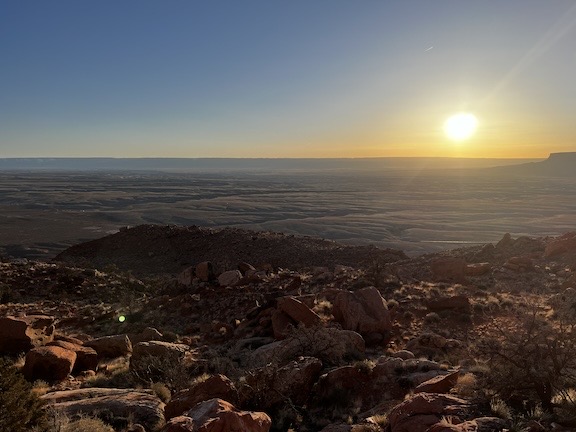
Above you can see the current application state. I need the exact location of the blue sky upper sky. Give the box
[1,1,575,158]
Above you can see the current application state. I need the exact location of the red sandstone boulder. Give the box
[165,374,238,420]
[23,346,77,382]
[47,340,98,373]
[85,334,132,359]
[0,315,55,354]
[164,398,271,432]
[332,287,392,341]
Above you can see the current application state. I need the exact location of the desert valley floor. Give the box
[1,168,575,260]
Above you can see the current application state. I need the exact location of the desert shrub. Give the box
[65,418,114,432]
[453,372,479,398]
[85,359,139,389]
[553,388,576,426]
[0,357,51,432]
[490,397,512,420]
[477,307,576,414]
[130,354,193,391]
[54,415,115,432]
[151,382,171,403]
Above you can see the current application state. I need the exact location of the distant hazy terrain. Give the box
[0,156,541,171]
[1,156,575,260]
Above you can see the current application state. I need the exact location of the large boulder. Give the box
[164,398,270,432]
[165,374,238,420]
[388,393,470,432]
[85,334,132,359]
[248,327,365,367]
[23,346,77,382]
[277,296,321,327]
[47,340,98,373]
[42,388,165,431]
[332,287,392,342]
[0,315,55,354]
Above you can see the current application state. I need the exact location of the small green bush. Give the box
[0,357,50,432]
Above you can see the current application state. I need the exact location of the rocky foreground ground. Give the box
[2,226,576,432]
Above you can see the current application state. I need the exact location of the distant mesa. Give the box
[487,152,576,177]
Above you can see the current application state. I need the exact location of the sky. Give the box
[1,1,576,159]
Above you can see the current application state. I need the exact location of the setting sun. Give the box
[443,113,478,141]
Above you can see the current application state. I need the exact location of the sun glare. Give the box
[443,113,478,141]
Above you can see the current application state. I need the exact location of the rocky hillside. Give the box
[2,227,576,432]
[54,224,408,276]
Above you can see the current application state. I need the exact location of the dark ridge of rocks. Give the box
[54,224,408,276]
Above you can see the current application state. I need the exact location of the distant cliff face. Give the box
[490,152,576,177]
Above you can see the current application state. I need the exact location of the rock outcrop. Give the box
[0,315,55,354]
